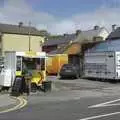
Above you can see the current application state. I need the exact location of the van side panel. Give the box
[84,51,116,79]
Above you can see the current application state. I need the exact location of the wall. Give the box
[2,33,44,53]
[99,29,109,40]
[64,43,81,55]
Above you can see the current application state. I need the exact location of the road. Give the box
[0,76,120,120]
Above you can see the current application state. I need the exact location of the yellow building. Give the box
[0,23,48,55]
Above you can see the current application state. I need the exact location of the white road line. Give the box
[97,103,120,108]
[89,98,120,108]
[79,112,120,120]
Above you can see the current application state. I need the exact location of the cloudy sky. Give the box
[0,0,120,34]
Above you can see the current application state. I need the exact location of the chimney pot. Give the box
[94,25,99,30]
[18,22,23,27]
[76,30,81,36]
[112,24,117,32]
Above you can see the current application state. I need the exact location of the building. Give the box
[64,26,109,76]
[0,23,48,55]
[43,26,109,54]
[43,26,109,77]
[42,34,77,53]
[48,26,109,55]
[74,26,109,43]
[107,26,120,40]
[87,27,120,53]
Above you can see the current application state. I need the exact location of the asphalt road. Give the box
[0,77,120,120]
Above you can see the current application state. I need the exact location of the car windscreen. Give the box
[62,64,73,69]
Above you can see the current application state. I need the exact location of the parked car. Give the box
[59,64,80,79]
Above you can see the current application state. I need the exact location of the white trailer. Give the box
[84,51,120,80]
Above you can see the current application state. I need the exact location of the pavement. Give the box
[0,94,27,114]
[0,94,17,109]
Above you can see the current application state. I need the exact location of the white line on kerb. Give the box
[89,98,120,108]
[79,112,120,120]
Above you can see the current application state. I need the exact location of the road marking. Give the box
[89,98,120,108]
[0,96,27,114]
[79,112,120,120]
[18,97,27,110]
[78,99,120,120]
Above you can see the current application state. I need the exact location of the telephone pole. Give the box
[28,21,31,51]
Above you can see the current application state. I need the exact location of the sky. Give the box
[0,0,120,34]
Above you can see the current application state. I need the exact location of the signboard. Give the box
[25,51,37,57]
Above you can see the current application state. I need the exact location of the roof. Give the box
[48,49,64,54]
[107,27,120,40]
[48,44,68,54]
[43,34,77,46]
[46,27,108,54]
[0,23,48,36]
[48,42,81,55]
[86,39,120,53]
[75,27,108,43]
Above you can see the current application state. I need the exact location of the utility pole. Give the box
[28,21,31,51]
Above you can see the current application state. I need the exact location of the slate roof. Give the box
[107,27,120,40]
[45,27,108,47]
[48,44,67,54]
[0,23,48,36]
[86,39,120,53]
[48,49,64,54]
[44,34,77,46]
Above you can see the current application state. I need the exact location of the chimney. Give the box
[112,24,117,32]
[76,30,81,36]
[94,25,99,30]
[18,22,23,27]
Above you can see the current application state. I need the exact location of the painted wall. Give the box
[64,43,81,55]
[99,29,109,40]
[2,33,44,53]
